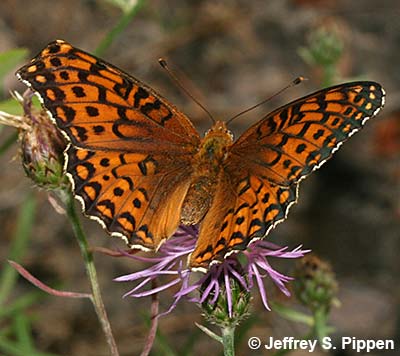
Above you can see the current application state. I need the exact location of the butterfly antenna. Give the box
[225,76,306,125]
[159,58,216,124]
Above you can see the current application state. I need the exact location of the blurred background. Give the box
[0,0,399,355]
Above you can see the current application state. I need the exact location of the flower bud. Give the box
[200,261,251,328]
[0,90,68,189]
[292,255,338,312]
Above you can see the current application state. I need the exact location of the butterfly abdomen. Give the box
[181,121,233,225]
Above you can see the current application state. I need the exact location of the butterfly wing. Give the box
[17,40,201,250]
[190,82,385,269]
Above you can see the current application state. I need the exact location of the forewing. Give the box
[17,40,200,249]
[232,82,385,185]
[16,40,200,153]
[190,82,385,269]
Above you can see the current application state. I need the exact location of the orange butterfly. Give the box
[17,40,385,271]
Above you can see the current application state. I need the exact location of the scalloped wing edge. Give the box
[191,85,386,273]
[16,72,158,253]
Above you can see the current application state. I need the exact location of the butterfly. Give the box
[16,40,385,271]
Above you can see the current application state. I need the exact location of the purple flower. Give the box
[243,240,310,310]
[115,226,310,318]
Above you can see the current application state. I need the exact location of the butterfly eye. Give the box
[226,129,234,140]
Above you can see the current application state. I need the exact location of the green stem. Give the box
[313,308,329,343]
[221,326,235,356]
[322,64,336,88]
[63,190,119,356]
[14,313,34,351]
[0,193,35,305]
[95,0,146,57]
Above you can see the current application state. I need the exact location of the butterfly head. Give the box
[204,120,234,140]
[200,121,233,161]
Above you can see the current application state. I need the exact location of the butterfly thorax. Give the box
[181,121,233,225]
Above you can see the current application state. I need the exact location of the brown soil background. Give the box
[0,1,399,355]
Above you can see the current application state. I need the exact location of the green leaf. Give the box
[14,314,34,351]
[0,193,36,305]
[0,48,28,83]
[0,98,24,115]
[271,302,314,326]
